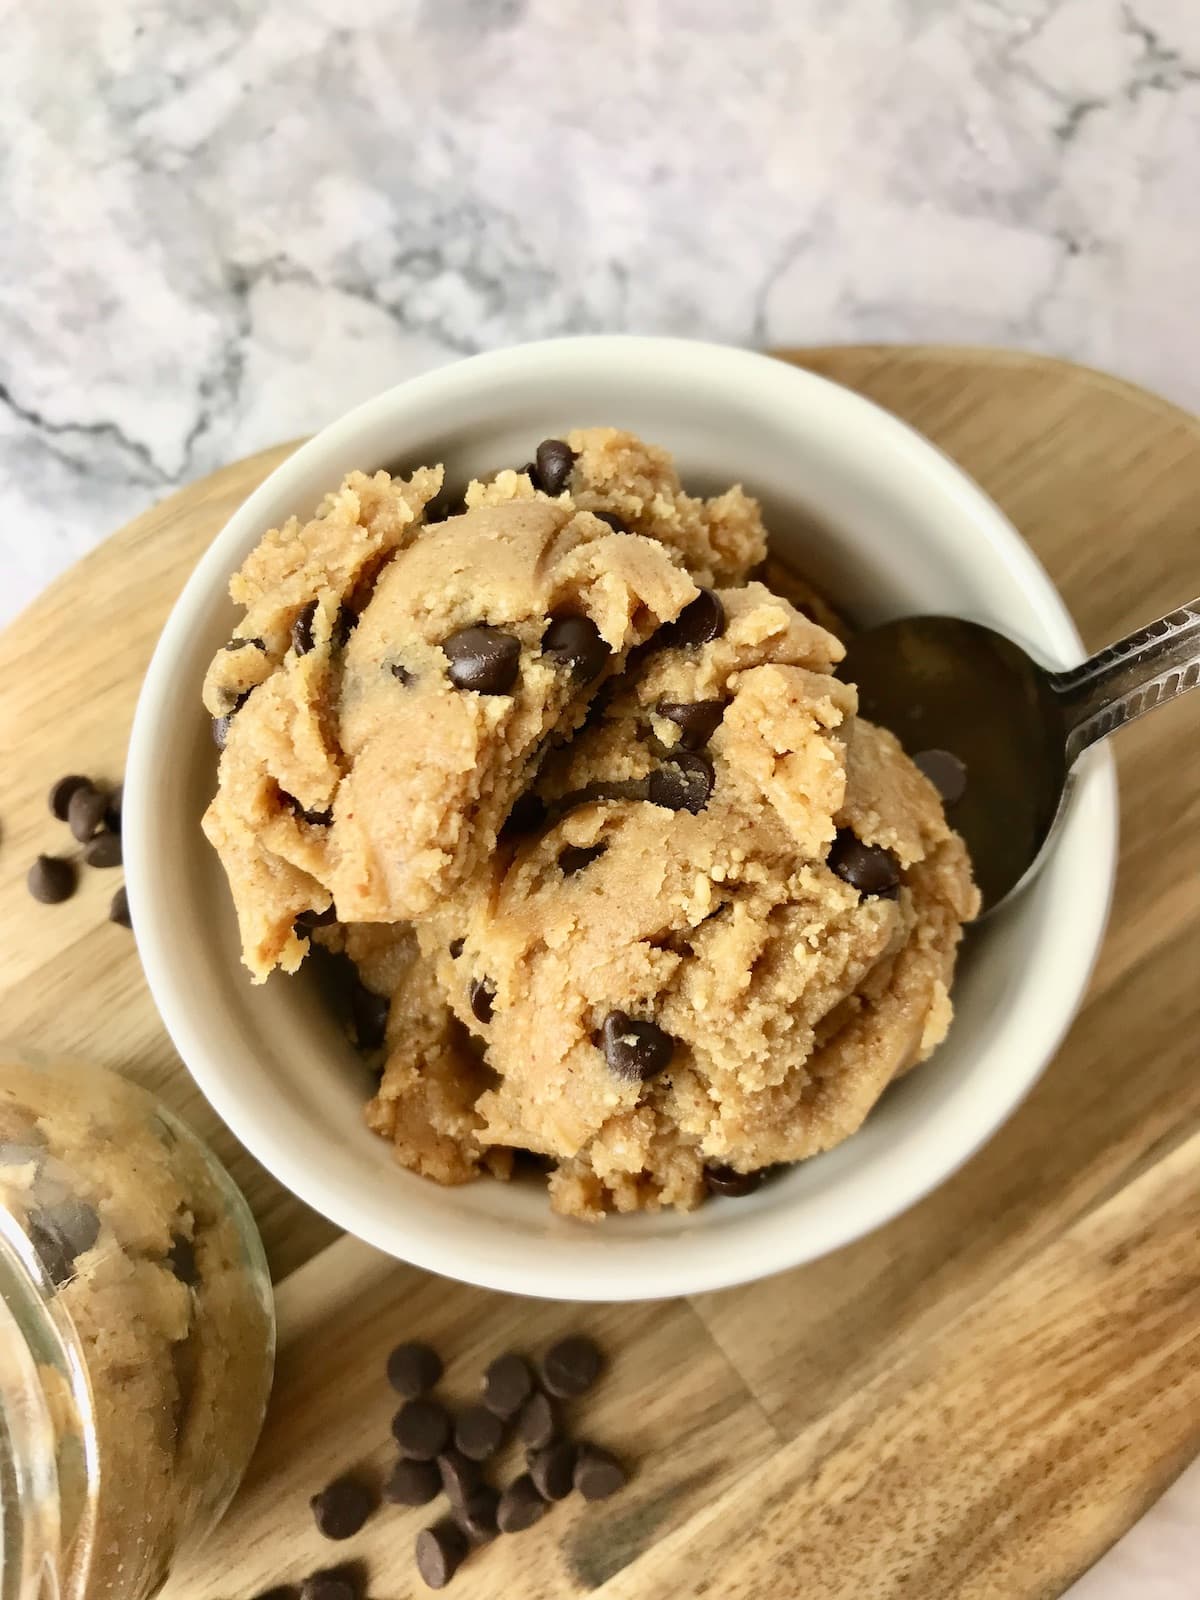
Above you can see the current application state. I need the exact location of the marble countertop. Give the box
[2,1,1197,1592]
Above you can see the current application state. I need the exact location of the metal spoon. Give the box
[839,597,1200,912]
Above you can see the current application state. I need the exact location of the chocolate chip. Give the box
[558,842,607,877]
[591,509,627,534]
[83,831,122,869]
[601,1010,674,1081]
[27,1199,100,1287]
[333,605,357,648]
[393,1398,452,1460]
[517,1391,558,1451]
[390,662,414,686]
[541,1335,603,1398]
[415,1520,468,1590]
[448,937,465,960]
[212,715,233,750]
[542,614,611,682]
[481,1352,534,1420]
[529,1439,576,1502]
[292,600,318,656]
[704,1164,768,1198]
[295,904,337,933]
[225,636,265,653]
[647,752,714,815]
[914,748,968,805]
[387,1341,443,1397]
[252,1587,296,1600]
[532,438,577,496]
[662,588,725,649]
[468,978,495,1025]
[298,806,333,827]
[828,830,901,898]
[27,855,76,905]
[48,775,92,821]
[656,699,725,751]
[496,1473,547,1534]
[438,1448,483,1507]
[442,624,521,694]
[310,1475,375,1540]
[350,982,389,1051]
[455,1404,505,1462]
[454,1485,500,1545]
[301,1563,363,1600]
[67,785,109,842]
[500,792,547,840]
[167,1232,199,1285]
[105,783,123,833]
[573,1443,627,1501]
[109,886,131,928]
[384,1456,441,1507]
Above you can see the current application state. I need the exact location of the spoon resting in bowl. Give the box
[839,597,1200,913]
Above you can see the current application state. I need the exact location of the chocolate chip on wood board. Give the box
[437,1448,483,1508]
[528,1439,576,1502]
[415,1520,468,1590]
[300,1564,363,1600]
[387,1341,443,1398]
[83,830,122,869]
[517,1391,558,1451]
[48,774,92,821]
[383,1457,441,1507]
[496,1473,547,1534]
[480,1352,534,1419]
[310,1475,376,1540]
[454,1484,500,1545]
[27,855,76,905]
[573,1443,627,1501]
[454,1403,505,1462]
[393,1398,452,1460]
[541,1334,603,1398]
[109,886,132,928]
[67,784,109,842]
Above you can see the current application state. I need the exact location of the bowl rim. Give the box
[124,335,1118,1300]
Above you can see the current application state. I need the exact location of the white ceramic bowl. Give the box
[125,336,1117,1301]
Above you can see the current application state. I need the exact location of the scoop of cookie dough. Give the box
[371,585,979,1219]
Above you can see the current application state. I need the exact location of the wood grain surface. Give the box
[1,346,1198,1598]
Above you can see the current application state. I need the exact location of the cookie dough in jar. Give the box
[0,1057,275,1600]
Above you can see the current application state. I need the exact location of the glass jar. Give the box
[0,1057,275,1600]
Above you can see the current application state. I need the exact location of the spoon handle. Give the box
[1049,598,1200,765]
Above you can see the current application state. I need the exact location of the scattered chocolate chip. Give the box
[542,1335,603,1398]
[225,636,265,652]
[442,624,522,695]
[601,1010,674,1082]
[350,982,389,1051]
[27,1199,100,1287]
[662,588,725,649]
[167,1233,199,1285]
[384,1457,441,1507]
[109,886,132,928]
[67,785,109,842]
[438,1448,483,1507]
[558,842,607,877]
[310,1475,376,1540]
[542,614,611,682]
[252,1587,296,1600]
[481,1353,534,1420]
[455,1484,500,1545]
[448,937,465,960]
[390,662,414,686]
[455,1403,505,1461]
[212,715,233,750]
[333,605,357,648]
[105,783,123,833]
[499,791,547,840]
[468,978,495,1025]
[532,438,577,496]
[48,774,92,821]
[529,1439,576,1502]
[574,1443,627,1501]
[496,1473,547,1534]
[27,855,76,905]
[647,752,715,815]
[387,1341,443,1398]
[83,831,122,869]
[295,904,337,933]
[656,699,726,751]
[914,748,968,805]
[704,1164,768,1198]
[393,1397,452,1460]
[591,509,628,534]
[301,1564,362,1600]
[517,1391,558,1451]
[416,1520,468,1590]
[292,600,318,656]
[827,830,901,898]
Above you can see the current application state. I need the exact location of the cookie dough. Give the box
[202,429,978,1218]
[0,1060,273,1599]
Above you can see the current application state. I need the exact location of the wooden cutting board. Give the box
[2,346,1199,1600]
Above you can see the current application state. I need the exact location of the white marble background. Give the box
[1,0,1197,1591]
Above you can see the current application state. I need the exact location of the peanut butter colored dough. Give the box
[202,430,977,1218]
